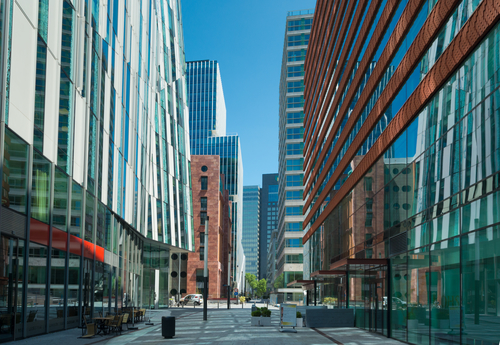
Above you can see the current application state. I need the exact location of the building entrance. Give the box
[364,277,386,335]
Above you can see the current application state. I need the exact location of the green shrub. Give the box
[251,309,261,317]
[296,311,302,318]
[260,307,271,317]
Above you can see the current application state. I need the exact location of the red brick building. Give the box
[187,156,232,299]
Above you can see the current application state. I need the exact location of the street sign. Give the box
[234,288,238,293]
[234,292,238,296]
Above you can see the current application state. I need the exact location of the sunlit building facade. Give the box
[303,0,500,344]
[0,0,192,341]
[276,10,313,302]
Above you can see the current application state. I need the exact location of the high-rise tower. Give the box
[187,60,245,290]
[242,185,260,277]
[276,10,314,301]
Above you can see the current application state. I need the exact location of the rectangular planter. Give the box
[296,318,303,327]
[251,317,260,326]
[260,317,271,326]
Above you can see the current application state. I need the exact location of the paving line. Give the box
[311,328,344,344]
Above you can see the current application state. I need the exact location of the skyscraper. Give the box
[275,10,313,302]
[186,60,245,290]
[242,185,260,277]
[0,0,191,339]
[303,0,500,343]
[259,173,278,280]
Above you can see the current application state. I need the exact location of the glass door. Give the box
[0,236,20,342]
[369,277,386,335]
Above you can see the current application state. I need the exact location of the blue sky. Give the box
[181,0,316,187]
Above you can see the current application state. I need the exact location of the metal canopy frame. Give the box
[329,258,388,271]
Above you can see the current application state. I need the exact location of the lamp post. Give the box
[227,252,231,309]
[203,217,209,321]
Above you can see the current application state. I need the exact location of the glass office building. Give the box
[187,60,245,290]
[259,173,278,280]
[242,185,260,277]
[303,0,500,344]
[0,0,192,341]
[275,10,313,302]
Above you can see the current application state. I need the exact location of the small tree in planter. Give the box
[260,307,272,326]
[296,311,303,327]
[251,308,261,326]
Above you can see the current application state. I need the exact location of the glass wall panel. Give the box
[102,264,111,314]
[94,261,103,315]
[461,226,500,345]
[429,239,460,345]
[53,169,68,231]
[391,254,408,342]
[48,248,65,331]
[0,236,23,341]
[82,259,93,319]
[96,203,104,247]
[407,247,430,345]
[26,242,47,337]
[104,209,112,251]
[2,127,29,213]
[85,192,94,242]
[159,248,169,308]
[70,182,82,238]
[31,151,51,223]
[67,253,80,328]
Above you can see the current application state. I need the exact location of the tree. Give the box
[274,273,284,289]
[245,273,258,297]
[256,278,267,298]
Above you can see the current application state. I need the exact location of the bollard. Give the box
[218,302,219,309]
[241,302,243,309]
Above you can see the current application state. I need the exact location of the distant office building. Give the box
[259,173,279,280]
[303,0,500,344]
[187,156,232,299]
[266,229,279,284]
[187,60,245,290]
[242,186,260,277]
[276,10,313,302]
[0,0,192,340]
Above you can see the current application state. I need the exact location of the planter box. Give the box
[407,319,419,330]
[296,318,303,327]
[251,317,260,326]
[260,317,271,326]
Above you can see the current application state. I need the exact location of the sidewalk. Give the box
[5,305,407,345]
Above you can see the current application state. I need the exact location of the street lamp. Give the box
[203,216,209,321]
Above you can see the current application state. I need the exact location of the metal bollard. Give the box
[218,302,219,309]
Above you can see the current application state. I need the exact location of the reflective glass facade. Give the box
[303,0,500,344]
[242,185,260,276]
[0,0,191,340]
[260,173,278,280]
[276,10,313,302]
[187,60,245,289]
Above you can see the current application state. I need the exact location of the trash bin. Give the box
[162,316,175,338]
[251,305,257,313]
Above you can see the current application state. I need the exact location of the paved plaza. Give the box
[5,303,407,345]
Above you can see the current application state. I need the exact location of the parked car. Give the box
[383,296,407,308]
[180,294,203,306]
